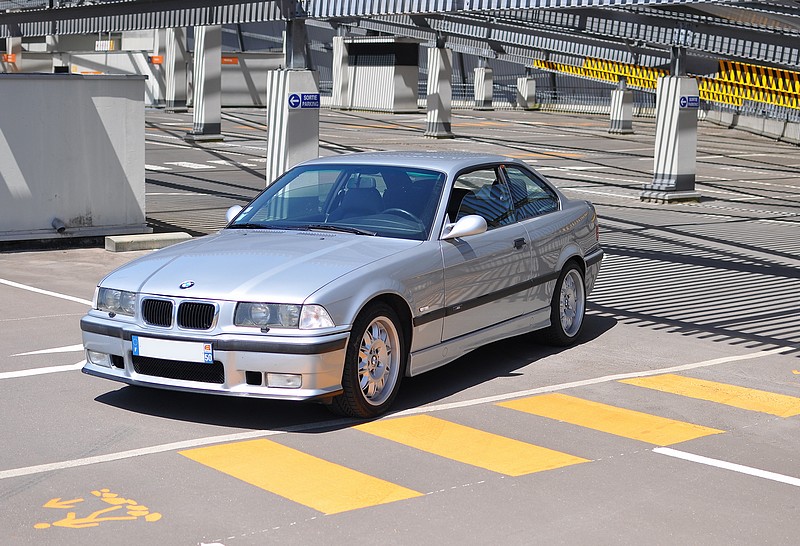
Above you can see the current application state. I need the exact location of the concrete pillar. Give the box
[474,65,493,110]
[185,25,222,142]
[516,76,538,110]
[425,46,454,139]
[609,79,634,134]
[265,69,320,184]
[3,37,21,73]
[331,36,350,109]
[165,28,188,112]
[641,76,701,203]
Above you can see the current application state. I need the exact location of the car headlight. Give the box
[96,287,137,317]
[234,303,334,329]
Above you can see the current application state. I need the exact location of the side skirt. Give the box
[407,307,550,377]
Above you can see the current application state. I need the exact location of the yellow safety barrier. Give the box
[532,58,666,90]
[533,57,800,111]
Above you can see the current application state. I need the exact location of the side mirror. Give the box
[442,214,488,240]
[226,205,244,223]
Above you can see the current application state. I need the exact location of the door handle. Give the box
[514,238,527,250]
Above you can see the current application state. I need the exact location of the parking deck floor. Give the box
[1,107,799,545]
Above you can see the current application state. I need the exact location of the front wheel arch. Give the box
[329,301,408,418]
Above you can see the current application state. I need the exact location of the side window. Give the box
[453,168,514,229]
[504,166,560,220]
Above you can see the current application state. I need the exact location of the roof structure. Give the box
[2,1,799,77]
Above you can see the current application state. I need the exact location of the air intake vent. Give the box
[142,299,173,327]
[132,356,224,384]
[178,302,216,330]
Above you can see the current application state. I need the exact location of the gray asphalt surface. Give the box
[1,107,799,545]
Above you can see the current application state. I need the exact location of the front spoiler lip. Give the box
[81,364,343,402]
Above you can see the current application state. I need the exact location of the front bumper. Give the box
[80,315,349,401]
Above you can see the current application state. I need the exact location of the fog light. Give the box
[266,373,302,388]
[87,350,112,368]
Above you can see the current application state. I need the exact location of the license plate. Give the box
[132,336,213,364]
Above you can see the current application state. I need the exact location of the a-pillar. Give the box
[474,62,493,110]
[609,79,634,134]
[425,45,454,139]
[330,35,350,109]
[4,37,21,73]
[165,28,188,112]
[185,25,222,142]
[516,75,538,110]
[265,69,319,184]
[640,76,701,203]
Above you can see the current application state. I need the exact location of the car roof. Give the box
[298,151,522,175]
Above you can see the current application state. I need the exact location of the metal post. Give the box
[609,78,634,134]
[640,75,701,203]
[425,44,454,139]
[165,28,188,112]
[474,59,493,111]
[331,35,350,109]
[185,25,222,142]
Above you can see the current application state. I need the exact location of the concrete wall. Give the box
[703,108,800,146]
[218,53,284,107]
[3,50,284,108]
[0,74,148,241]
[69,51,165,107]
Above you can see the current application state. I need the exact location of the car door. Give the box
[502,164,564,312]
[441,166,533,341]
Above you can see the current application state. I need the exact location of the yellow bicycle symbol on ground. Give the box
[35,488,162,529]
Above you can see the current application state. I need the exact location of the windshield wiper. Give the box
[228,223,294,230]
[228,222,267,229]
[304,224,376,236]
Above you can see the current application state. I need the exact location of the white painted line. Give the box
[759,219,800,226]
[13,344,84,357]
[390,347,791,417]
[0,417,358,481]
[146,192,210,196]
[559,166,610,171]
[730,196,767,201]
[208,160,258,167]
[561,187,638,199]
[697,188,748,196]
[146,140,195,149]
[165,162,217,170]
[0,347,789,480]
[654,447,800,488]
[0,430,282,480]
[0,361,84,381]
[0,278,92,306]
[145,164,171,171]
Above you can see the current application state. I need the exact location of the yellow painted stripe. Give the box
[620,374,800,418]
[356,414,589,476]
[498,394,723,446]
[179,439,422,515]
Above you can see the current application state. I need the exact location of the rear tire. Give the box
[543,262,586,346]
[330,303,405,418]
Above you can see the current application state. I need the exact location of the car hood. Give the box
[101,229,420,303]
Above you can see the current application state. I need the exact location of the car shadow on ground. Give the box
[93,314,617,432]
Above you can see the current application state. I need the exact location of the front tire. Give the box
[543,262,586,346]
[331,303,405,418]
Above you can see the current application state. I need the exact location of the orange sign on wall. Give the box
[149,55,164,65]
[221,56,239,65]
[2,53,17,63]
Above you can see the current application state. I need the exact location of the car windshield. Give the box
[228,163,447,241]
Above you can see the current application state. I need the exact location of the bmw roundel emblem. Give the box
[179,280,195,289]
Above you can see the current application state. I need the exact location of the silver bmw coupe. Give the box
[81,151,603,417]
